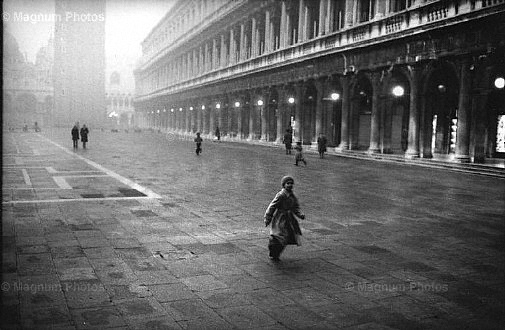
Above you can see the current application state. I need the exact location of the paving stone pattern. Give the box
[1,129,504,329]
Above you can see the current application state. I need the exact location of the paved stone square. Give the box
[1,128,504,329]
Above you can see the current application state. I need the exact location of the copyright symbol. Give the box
[344,282,354,291]
[3,12,10,21]
[1,282,10,291]
[165,132,176,141]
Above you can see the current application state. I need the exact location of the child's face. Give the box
[284,181,294,191]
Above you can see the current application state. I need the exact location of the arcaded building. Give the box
[134,0,505,162]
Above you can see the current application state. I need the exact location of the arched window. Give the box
[110,71,120,85]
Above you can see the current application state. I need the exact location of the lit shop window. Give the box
[431,115,437,152]
[450,118,457,153]
[497,115,505,153]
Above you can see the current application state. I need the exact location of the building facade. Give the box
[3,31,54,129]
[53,0,106,128]
[134,0,505,162]
[106,68,135,129]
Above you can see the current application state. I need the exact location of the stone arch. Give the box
[350,73,373,150]
[382,67,411,153]
[421,60,460,156]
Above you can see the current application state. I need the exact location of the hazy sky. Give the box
[3,0,175,64]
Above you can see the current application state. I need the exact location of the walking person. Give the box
[294,141,307,166]
[317,133,328,158]
[194,132,203,155]
[71,123,79,149]
[264,176,305,262]
[80,124,89,149]
[283,129,293,155]
[215,127,221,141]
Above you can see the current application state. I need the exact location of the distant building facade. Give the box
[105,55,136,129]
[134,0,505,162]
[3,31,53,129]
[53,0,106,128]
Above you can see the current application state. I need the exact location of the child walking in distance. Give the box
[264,176,305,262]
[194,132,203,155]
[294,141,307,166]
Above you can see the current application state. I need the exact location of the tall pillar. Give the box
[294,83,303,142]
[318,0,327,36]
[369,72,381,153]
[185,107,190,133]
[227,104,234,137]
[265,10,271,53]
[345,0,355,27]
[455,60,472,162]
[421,93,433,158]
[197,105,203,133]
[383,97,393,153]
[406,65,421,158]
[209,105,216,138]
[315,79,325,139]
[280,1,287,48]
[338,75,351,149]
[220,35,226,67]
[229,29,236,65]
[240,24,246,61]
[297,0,305,43]
[277,88,288,143]
[251,18,258,57]
[249,92,256,140]
[260,105,267,141]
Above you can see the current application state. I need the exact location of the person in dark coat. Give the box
[194,132,203,155]
[317,133,328,158]
[80,124,89,149]
[215,127,221,141]
[71,124,79,149]
[283,129,293,154]
[264,176,305,261]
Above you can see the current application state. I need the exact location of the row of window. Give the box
[138,0,421,94]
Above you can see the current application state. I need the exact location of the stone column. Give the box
[455,59,472,162]
[421,93,433,158]
[472,90,487,162]
[369,72,381,153]
[251,17,257,57]
[277,88,288,143]
[294,83,303,142]
[315,79,325,139]
[345,0,355,27]
[280,1,287,48]
[318,0,327,36]
[190,106,195,133]
[298,0,305,43]
[406,65,421,158]
[265,10,271,53]
[382,97,393,153]
[240,24,246,61]
[197,105,203,133]
[249,92,256,140]
[229,28,236,65]
[209,105,216,138]
[338,75,350,150]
